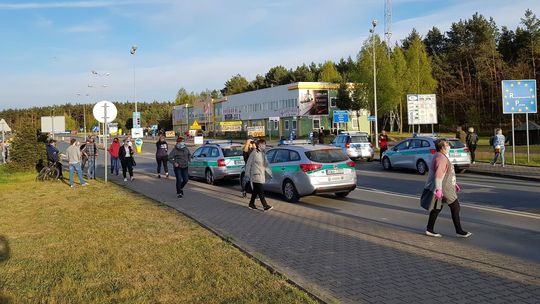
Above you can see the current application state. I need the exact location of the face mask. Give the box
[176,143,185,149]
[259,144,266,150]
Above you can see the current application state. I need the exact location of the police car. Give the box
[241,140,357,203]
[331,131,374,161]
[381,134,471,175]
[189,140,245,184]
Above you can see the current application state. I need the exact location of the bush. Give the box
[6,122,47,172]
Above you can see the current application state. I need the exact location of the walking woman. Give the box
[241,138,256,197]
[422,139,471,238]
[119,138,135,181]
[168,136,191,198]
[245,139,273,211]
[155,134,169,178]
[490,128,506,167]
[108,137,121,175]
[466,127,479,164]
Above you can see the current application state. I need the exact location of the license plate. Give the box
[326,169,343,175]
[450,153,461,157]
[330,176,343,181]
[234,161,244,165]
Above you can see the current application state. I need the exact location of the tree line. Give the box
[1,10,538,135]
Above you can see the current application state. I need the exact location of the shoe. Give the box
[124,178,127,182]
[177,193,183,198]
[457,231,472,238]
[248,204,258,210]
[242,191,247,198]
[158,174,161,179]
[130,176,134,181]
[81,183,88,187]
[472,161,476,164]
[165,173,169,178]
[425,231,442,238]
[501,164,505,167]
[70,185,74,188]
[263,206,274,212]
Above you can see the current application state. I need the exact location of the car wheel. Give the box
[282,179,300,203]
[417,160,428,175]
[366,157,373,162]
[335,191,350,198]
[205,169,215,185]
[382,157,392,170]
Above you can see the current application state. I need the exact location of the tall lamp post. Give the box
[370,20,379,149]
[130,45,138,113]
[76,93,90,136]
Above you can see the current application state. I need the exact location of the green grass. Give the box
[0,169,316,304]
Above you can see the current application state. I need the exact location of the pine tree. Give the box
[7,121,47,172]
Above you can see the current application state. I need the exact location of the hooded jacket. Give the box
[168,144,191,168]
[108,141,121,158]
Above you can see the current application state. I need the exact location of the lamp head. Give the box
[372,19,378,27]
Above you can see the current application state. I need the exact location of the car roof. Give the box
[271,145,342,152]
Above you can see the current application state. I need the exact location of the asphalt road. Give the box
[59,139,540,263]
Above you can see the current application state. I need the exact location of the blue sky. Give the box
[0,0,538,110]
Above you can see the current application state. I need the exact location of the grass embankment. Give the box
[0,169,316,304]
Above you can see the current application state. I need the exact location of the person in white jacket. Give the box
[245,139,273,211]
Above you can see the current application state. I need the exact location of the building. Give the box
[172,82,371,138]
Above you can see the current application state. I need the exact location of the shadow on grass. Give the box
[0,235,11,304]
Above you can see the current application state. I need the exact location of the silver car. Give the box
[189,141,245,184]
[242,141,357,203]
[381,135,471,174]
[331,131,374,161]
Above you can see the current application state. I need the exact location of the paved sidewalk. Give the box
[466,162,540,182]
[112,172,540,304]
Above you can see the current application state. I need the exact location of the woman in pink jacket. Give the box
[423,139,472,238]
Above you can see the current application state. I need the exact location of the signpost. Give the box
[93,100,117,183]
[333,110,349,123]
[407,94,437,133]
[502,80,537,163]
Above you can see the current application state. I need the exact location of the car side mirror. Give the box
[393,147,398,151]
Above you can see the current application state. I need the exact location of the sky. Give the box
[0,0,538,110]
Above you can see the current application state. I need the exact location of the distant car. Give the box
[331,131,374,161]
[381,135,471,174]
[241,140,357,203]
[189,140,245,184]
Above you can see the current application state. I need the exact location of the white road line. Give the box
[457,182,495,188]
[355,187,540,220]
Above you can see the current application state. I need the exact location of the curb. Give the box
[114,170,330,304]
[465,170,540,182]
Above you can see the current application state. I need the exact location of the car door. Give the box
[406,139,423,169]
[390,140,411,168]
[267,149,290,192]
[189,147,204,177]
[264,149,278,191]
[191,147,210,177]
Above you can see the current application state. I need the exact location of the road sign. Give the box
[368,116,376,122]
[134,138,143,153]
[502,80,537,114]
[131,127,144,138]
[190,120,202,130]
[407,94,437,124]
[93,101,117,124]
[0,119,11,132]
[333,110,349,123]
[132,111,141,128]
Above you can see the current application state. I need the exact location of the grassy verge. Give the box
[0,169,316,304]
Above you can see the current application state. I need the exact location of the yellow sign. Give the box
[165,131,175,138]
[220,121,242,126]
[190,120,202,130]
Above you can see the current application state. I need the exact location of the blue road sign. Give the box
[368,116,376,122]
[333,110,349,123]
[502,80,537,114]
[134,138,143,146]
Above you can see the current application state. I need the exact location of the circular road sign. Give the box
[93,100,117,123]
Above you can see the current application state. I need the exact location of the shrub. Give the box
[6,122,46,172]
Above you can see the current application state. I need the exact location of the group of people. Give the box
[456,126,507,166]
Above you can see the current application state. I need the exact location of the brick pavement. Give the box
[113,172,540,304]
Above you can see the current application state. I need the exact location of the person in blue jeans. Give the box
[490,128,506,167]
[65,138,88,187]
[168,136,191,198]
[83,138,98,179]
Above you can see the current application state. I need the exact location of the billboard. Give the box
[40,116,66,133]
[407,94,437,125]
[299,89,329,116]
[220,121,242,132]
[247,126,265,137]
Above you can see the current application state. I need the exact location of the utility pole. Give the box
[370,20,379,149]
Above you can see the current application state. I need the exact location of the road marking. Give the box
[457,182,495,188]
[355,186,540,220]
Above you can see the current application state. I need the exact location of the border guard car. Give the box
[189,140,245,184]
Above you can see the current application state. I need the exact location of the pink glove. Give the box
[434,189,443,200]
[455,184,461,193]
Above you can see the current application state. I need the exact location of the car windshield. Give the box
[305,149,349,163]
[448,140,465,149]
[350,135,369,143]
[222,146,243,157]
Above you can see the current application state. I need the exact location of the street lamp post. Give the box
[130,45,138,113]
[370,20,379,149]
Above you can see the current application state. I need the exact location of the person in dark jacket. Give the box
[119,138,135,182]
[155,134,169,178]
[456,126,467,144]
[318,127,325,144]
[466,127,479,164]
[168,136,191,198]
[46,139,63,178]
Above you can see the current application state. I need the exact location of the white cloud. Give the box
[62,20,109,33]
[0,0,166,10]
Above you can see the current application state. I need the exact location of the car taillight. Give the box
[217,159,226,167]
[300,163,322,172]
[463,148,470,152]
[346,161,356,167]
[345,143,350,148]
[430,149,436,154]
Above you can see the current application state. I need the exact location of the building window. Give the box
[331,97,337,107]
[313,118,320,129]
[285,120,289,130]
[292,120,297,130]
[274,121,279,130]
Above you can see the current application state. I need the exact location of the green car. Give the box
[189,140,245,184]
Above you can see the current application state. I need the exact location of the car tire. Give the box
[335,191,350,198]
[205,169,215,185]
[416,160,428,175]
[282,179,300,203]
[366,157,373,162]
[382,157,392,170]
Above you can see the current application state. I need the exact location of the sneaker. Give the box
[177,193,183,198]
[70,184,74,188]
[501,164,505,167]
[158,174,161,179]
[165,173,169,178]
[81,183,88,187]
[263,206,274,212]
[124,178,127,182]
[425,231,442,238]
[248,204,258,210]
[457,231,472,238]
[241,191,247,198]
[130,176,134,181]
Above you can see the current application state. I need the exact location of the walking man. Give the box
[65,138,88,188]
[456,126,467,144]
[155,134,169,178]
[168,137,191,198]
[83,138,98,179]
[422,139,471,238]
[245,139,273,211]
[466,127,479,164]
[378,130,389,162]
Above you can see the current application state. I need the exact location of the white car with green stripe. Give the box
[242,142,357,203]
[381,135,471,174]
[189,141,245,184]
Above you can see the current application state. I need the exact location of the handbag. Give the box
[131,158,136,167]
[494,145,501,153]
[420,188,435,210]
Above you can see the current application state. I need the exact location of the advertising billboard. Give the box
[407,94,437,125]
[40,116,66,133]
[299,89,329,116]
